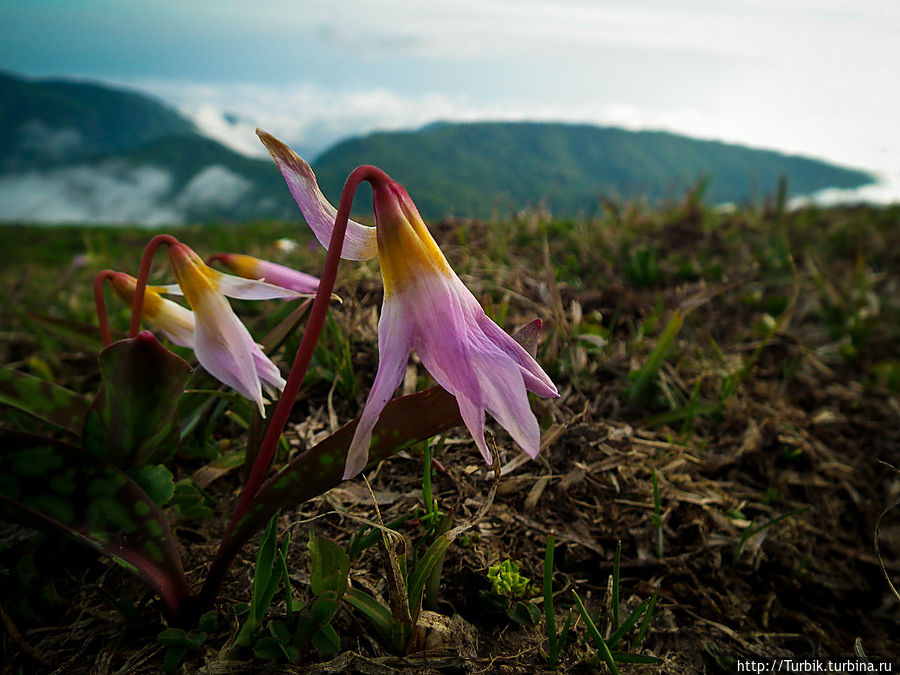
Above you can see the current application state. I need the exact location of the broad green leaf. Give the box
[309,534,350,598]
[253,637,283,661]
[207,322,543,603]
[82,332,192,468]
[508,600,541,625]
[222,384,463,567]
[254,515,280,622]
[133,464,176,507]
[0,430,190,617]
[311,624,340,654]
[344,587,398,645]
[157,628,192,646]
[0,366,90,435]
[309,597,340,622]
[407,534,452,620]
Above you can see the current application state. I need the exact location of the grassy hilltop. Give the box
[1,195,899,671]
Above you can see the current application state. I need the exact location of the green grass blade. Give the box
[633,588,659,650]
[345,587,395,641]
[626,309,683,406]
[572,590,620,675]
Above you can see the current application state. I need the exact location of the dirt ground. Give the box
[1,205,899,673]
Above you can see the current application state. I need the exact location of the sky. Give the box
[2,0,899,202]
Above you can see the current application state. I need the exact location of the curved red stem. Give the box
[130,234,180,338]
[92,269,118,347]
[234,165,388,514]
[193,165,389,616]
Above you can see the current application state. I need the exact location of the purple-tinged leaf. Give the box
[0,366,90,435]
[0,431,190,617]
[512,318,543,358]
[195,322,543,612]
[216,384,462,573]
[82,332,192,468]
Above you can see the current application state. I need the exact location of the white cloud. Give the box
[789,170,900,209]
[129,79,480,159]
[129,77,891,176]
[0,163,180,225]
[0,162,258,225]
[175,165,253,211]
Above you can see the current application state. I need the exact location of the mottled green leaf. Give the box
[215,322,543,569]
[133,464,176,507]
[82,331,192,468]
[309,535,350,599]
[223,384,462,565]
[0,366,90,435]
[0,430,190,617]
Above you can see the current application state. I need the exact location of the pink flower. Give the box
[109,272,196,348]
[208,253,319,294]
[258,131,558,479]
[159,244,305,416]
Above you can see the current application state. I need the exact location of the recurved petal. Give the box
[395,273,483,405]
[257,130,378,261]
[456,393,491,464]
[471,352,542,458]
[252,346,286,398]
[156,272,303,301]
[474,312,559,398]
[344,299,412,479]
[406,273,549,462]
[214,253,320,293]
[191,290,267,416]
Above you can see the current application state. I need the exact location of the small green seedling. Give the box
[625,309,684,408]
[157,611,217,671]
[482,558,541,625]
[345,513,463,654]
[572,539,660,671]
[238,527,351,662]
[732,506,809,565]
[234,513,289,650]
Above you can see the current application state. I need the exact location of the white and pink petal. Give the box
[257,130,378,261]
[344,299,413,479]
[191,291,267,416]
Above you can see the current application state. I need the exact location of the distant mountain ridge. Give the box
[313,122,875,218]
[0,71,876,224]
[0,71,197,171]
[0,71,298,224]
